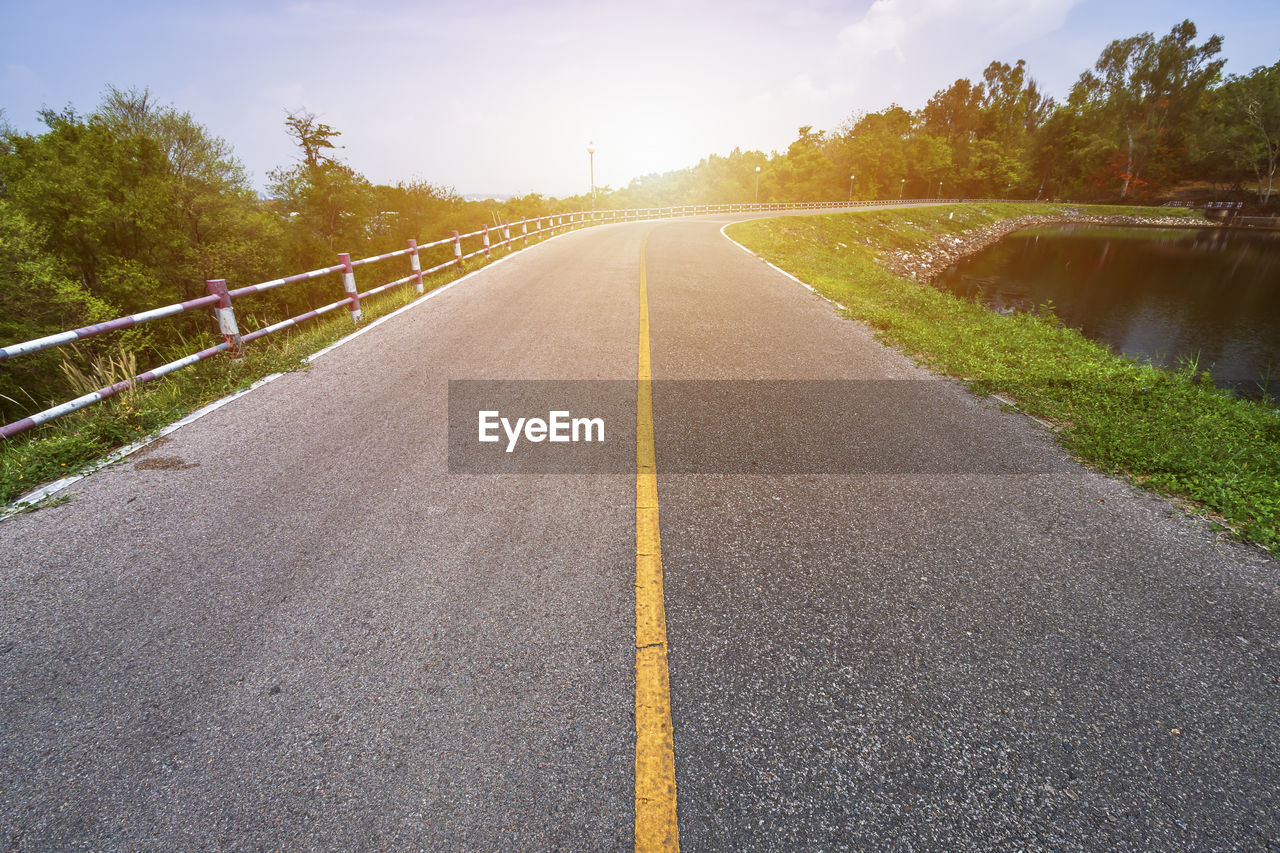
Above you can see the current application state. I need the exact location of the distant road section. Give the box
[1,209,1276,850]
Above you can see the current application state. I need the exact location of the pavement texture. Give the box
[649,221,1279,851]
[1,211,1277,851]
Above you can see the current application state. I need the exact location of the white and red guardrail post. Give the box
[503,222,511,251]
[482,224,491,259]
[206,279,243,359]
[408,238,424,294]
[452,230,463,268]
[339,252,362,323]
[522,220,529,245]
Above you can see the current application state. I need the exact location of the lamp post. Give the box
[1005,182,1011,200]
[755,166,762,203]
[937,180,943,198]
[849,175,855,202]
[899,178,905,199]
[587,141,596,211]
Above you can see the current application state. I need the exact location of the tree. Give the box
[368,178,466,252]
[837,106,913,198]
[922,78,984,145]
[0,90,281,416]
[267,110,373,270]
[283,110,343,169]
[96,87,279,291]
[980,60,1053,146]
[0,201,115,419]
[2,104,177,314]
[1029,103,1098,199]
[771,126,841,200]
[905,134,952,196]
[1210,63,1280,204]
[2,90,278,311]
[1071,20,1224,199]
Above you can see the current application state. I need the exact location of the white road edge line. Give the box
[1,225,592,519]
[719,222,844,311]
[718,220,1058,433]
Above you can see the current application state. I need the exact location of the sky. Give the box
[1,0,1278,199]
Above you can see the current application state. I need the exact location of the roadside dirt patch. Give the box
[131,437,172,458]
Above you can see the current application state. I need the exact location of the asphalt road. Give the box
[1,211,1277,851]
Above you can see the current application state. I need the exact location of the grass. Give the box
[0,230,559,509]
[727,202,1280,552]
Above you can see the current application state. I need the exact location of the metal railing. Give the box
[0,196,965,439]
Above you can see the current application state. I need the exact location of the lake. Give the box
[934,224,1280,396]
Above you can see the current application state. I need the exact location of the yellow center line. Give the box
[635,233,680,851]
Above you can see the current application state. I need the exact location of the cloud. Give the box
[803,0,1086,122]
[838,0,917,59]
[838,0,1082,61]
[783,74,825,101]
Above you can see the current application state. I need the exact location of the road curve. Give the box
[1,211,1277,851]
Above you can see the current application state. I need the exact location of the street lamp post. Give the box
[755,166,762,203]
[899,178,905,199]
[937,180,943,198]
[849,175,855,202]
[587,141,596,211]
[1005,182,1011,200]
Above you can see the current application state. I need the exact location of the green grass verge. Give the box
[0,230,567,509]
[728,202,1280,551]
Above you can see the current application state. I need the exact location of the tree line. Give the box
[599,20,1276,209]
[1,18,1276,422]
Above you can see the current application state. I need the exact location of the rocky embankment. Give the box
[878,213,1214,283]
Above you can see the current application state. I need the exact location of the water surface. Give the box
[935,224,1280,396]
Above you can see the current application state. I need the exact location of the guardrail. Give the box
[0,196,972,439]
